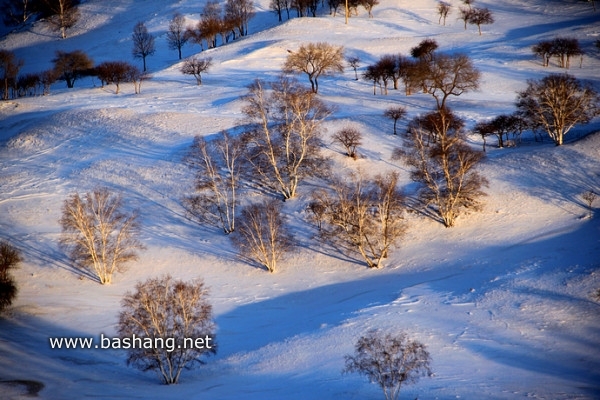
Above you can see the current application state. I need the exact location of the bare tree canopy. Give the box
[344,329,432,400]
[383,106,407,135]
[410,39,438,62]
[242,76,331,199]
[283,42,345,93]
[419,53,480,110]
[333,126,362,158]
[132,21,155,72]
[52,49,93,88]
[185,131,243,234]
[59,188,144,284]
[180,57,212,85]
[516,73,600,146]
[468,7,494,35]
[232,199,294,272]
[118,274,216,384]
[166,13,189,60]
[346,56,360,80]
[394,108,488,227]
[312,171,406,268]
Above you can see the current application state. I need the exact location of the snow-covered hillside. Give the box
[1,0,599,398]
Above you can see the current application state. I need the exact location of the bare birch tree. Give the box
[344,329,432,400]
[185,131,243,234]
[59,188,144,284]
[44,0,80,39]
[312,171,406,268]
[232,199,294,272]
[118,274,216,384]
[242,76,331,200]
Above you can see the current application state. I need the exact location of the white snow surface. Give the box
[1,0,600,399]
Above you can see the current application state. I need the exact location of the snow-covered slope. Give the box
[1,0,599,398]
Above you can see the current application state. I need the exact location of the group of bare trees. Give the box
[436,0,494,35]
[185,0,255,51]
[269,0,380,22]
[363,42,489,228]
[532,37,584,68]
[515,73,600,146]
[473,73,600,148]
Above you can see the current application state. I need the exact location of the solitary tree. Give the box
[232,199,294,272]
[437,1,451,25]
[394,108,488,227]
[118,274,216,384]
[419,53,480,110]
[283,42,345,93]
[344,329,432,400]
[167,13,189,60]
[0,50,23,100]
[52,49,93,88]
[132,21,155,72]
[44,0,80,39]
[314,171,406,268]
[59,188,144,284]
[181,57,212,85]
[581,190,597,218]
[185,131,243,234]
[242,76,331,199]
[468,7,494,35]
[333,126,362,159]
[384,106,407,135]
[347,56,361,80]
[0,240,21,314]
[516,73,600,146]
